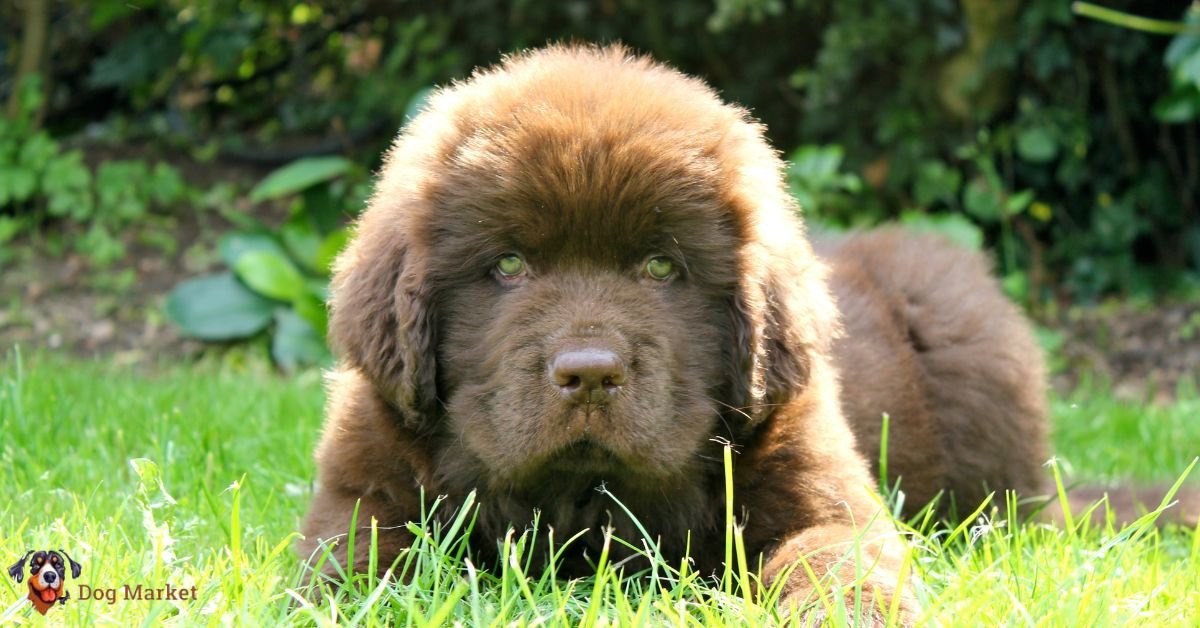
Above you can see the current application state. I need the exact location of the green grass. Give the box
[1,350,1197,625]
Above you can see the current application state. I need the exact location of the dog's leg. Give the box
[762,521,918,625]
[298,488,418,586]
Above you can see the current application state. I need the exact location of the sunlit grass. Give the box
[1051,377,1200,481]
[0,350,1197,625]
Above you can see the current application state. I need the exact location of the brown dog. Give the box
[299,45,1048,619]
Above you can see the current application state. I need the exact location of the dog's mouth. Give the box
[545,440,622,474]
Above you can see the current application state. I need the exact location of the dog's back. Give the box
[817,228,1049,517]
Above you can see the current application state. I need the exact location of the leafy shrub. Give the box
[45,0,1197,303]
[790,143,985,259]
[7,0,1200,309]
[166,156,363,370]
[0,77,90,248]
[0,75,192,266]
[764,1,1199,304]
[70,0,460,159]
[786,144,864,225]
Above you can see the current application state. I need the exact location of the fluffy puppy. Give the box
[299,44,1049,620]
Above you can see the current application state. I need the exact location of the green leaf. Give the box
[1153,86,1200,123]
[1165,28,1200,86]
[0,216,25,243]
[1004,190,1035,216]
[148,162,187,205]
[293,291,329,338]
[316,228,351,274]
[86,26,178,90]
[282,214,322,271]
[216,205,266,232]
[249,156,354,203]
[1176,48,1200,87]
[1034,326,1066,354]
[914,160,962,207]
[165,272,274,340]
[17,132,59,170]
[218,231,289,268]
[898,211,984,250]
[302,184,342,235]
[42,151,93,219]
[90,0,141,29]
[14,74,42,120]
[233,249,307,302]
[271,309,333,371]
[304,277,330,302]
[788,144,844,179]
[95,160,150,220]
[79,224,125,267]
[0,167,37,205]
[1002,271,1029,302]
[1016,127,1058,163]
[963,178,1002,222]
[785,144,861,215]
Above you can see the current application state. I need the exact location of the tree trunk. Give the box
[6,0,49,123]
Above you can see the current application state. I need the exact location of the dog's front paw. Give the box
[777,582,897,627]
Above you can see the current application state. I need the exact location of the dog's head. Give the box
[329,45,837,489]
[8,549,82,604]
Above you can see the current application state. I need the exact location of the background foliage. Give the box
[2,0,1198,365]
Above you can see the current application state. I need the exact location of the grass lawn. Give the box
[1,350,1198,625]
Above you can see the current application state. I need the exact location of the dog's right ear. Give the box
[328,210,437,429]
[58,549,82,579]
[7,551,31,583]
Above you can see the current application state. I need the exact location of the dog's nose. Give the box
[550,348,626,404]
[43,571,56,584]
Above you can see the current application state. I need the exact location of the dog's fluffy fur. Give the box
[299,45,1049,618]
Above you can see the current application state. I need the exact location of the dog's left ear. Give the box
[728,225,839,424]
[719,114,840,425]
[57,550,81,579]
[7,551,32,583]
[328,204,438,429]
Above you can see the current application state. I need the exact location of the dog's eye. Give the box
[644,257,675,281]
[495,254,526,278]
